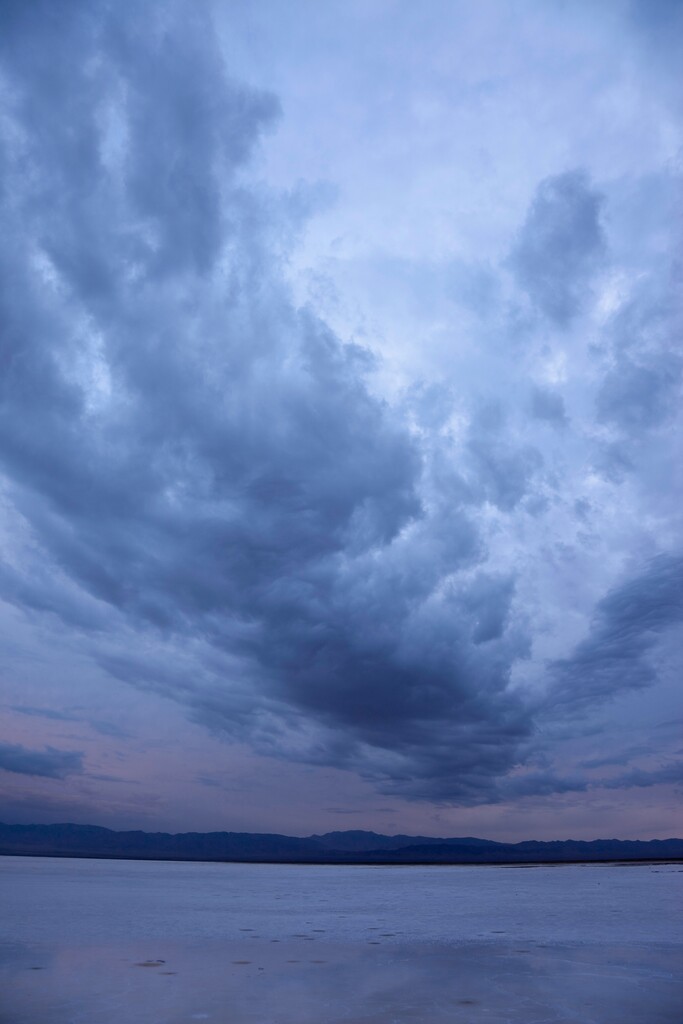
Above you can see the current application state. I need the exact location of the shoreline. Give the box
[2,850,682,867]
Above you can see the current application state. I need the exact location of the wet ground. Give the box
[1,857,681,1023]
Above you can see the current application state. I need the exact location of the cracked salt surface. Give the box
[0,857,681,1023]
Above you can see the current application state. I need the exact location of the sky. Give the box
[0,0,681,842]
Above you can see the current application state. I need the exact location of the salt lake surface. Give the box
[0,856,681,1023]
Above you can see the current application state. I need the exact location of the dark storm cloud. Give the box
[0,1,678,810]
[0,0,538,804]
[509,170,605,325]
[548,554,683,712]
[0,742,83,779]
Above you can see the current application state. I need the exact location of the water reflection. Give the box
[1,859,682,1023]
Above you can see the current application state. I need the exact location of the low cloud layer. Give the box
[0,742,83,780]
[0,0,680,820]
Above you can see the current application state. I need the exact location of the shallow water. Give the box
[1,856,681,1023]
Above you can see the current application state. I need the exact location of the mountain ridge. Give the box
[1,822,682,864]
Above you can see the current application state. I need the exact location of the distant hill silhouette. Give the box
[309,830,502,852]
[1,822,681,864]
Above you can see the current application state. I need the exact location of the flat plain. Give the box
[1,856,681,1023]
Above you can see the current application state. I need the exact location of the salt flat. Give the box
[1,856,681,1023]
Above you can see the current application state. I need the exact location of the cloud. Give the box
[601,761,683,790]
[90,720,131,739]
[495,760,683,802]
[325,806,394,815]
[11,706,79,722]
[10,705,130,739]
[499,770,588,801]
[465,403,542,511]
[579,745,651,770]
[593,441,635,483]
[529,387,568,428]
[629,0,683,95]
[0,741,83,779]
[0,0,540,805]
[547,554,683,712]
[0,0,679,817]
[509,170,605,325]
[590,242,682,491]
[597,350,681,438]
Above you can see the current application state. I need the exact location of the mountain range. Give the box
[1,822,682,864]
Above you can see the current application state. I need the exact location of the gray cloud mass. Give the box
[529,387,568,429]
[0,0,680,813]
[548,555,683,713]
[0,742,84,779]
[509,170,605,326]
